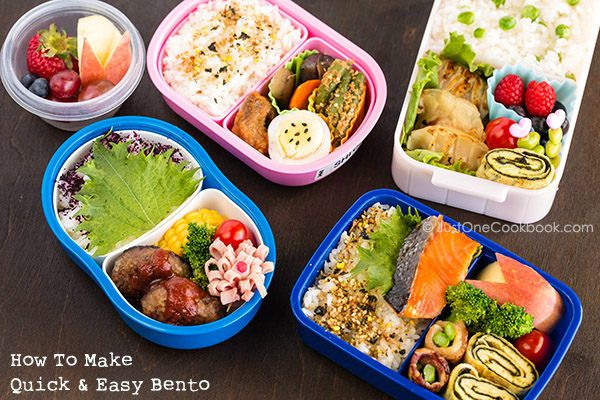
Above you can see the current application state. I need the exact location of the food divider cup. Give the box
[42,116,276,348]
[291,189,582,400]
[390,0,600,223]
[146,0,387,186]
[0,0,145,131]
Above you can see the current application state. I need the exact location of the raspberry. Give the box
[493,74,524,107]
[524,81,556,117]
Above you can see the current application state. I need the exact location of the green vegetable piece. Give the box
[545,141,561,158]
[446,282,493,325]
[334,72,366,147]
[325,67,352,130]
[556,24,570,39]
[444,323,456,341]
[492,0,505,7]
[499,16,517,31]
[402,52,441,140]
[473,28,486,38]
[351,207,422,294]
[549,128,563,144]
[312,60,351,114]
[405,149,476,175]
[517,131,540,150]
[565,72,576,81]
[458,11,475,25]
[521,5,540,21]
[474,302,534,339]
[423,364,436,384]
[567,0,580,6]
[532,144,546,155]
[182,223,216,289]
[75,139,201,255]
[441,32,494,77]
[433,331,451,348]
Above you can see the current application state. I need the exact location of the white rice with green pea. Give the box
[429,0,599,80]
[302,203,428,371]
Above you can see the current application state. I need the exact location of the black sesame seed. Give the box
[400,349,406,355]
[291,123,296,127]
[304,128,308,133]
[302,122,307,126]
[295,140,300,146]
[307,137,311,142]
[294,132,299,136]
[208,42,217,52]
[314,306,326,316]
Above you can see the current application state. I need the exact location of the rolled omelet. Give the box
[464,333,538,395]
[476,148,554,189]
[444,363,518,400]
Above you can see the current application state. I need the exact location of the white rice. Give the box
[162,0,303,117]
[302,204,428,371]
[429,0,600,80]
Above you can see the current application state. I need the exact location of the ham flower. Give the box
[204,238,274,305]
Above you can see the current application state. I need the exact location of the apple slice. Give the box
[79,38,106,86]
[78,15,122,66]
[104,31,132,85]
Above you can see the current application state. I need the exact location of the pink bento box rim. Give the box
[147,0,387,175]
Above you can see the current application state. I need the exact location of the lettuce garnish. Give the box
[405,149,476,176]
[441,32,494,77]
[351,207,422,294]
[402,51,442,141]
[75,140,201,255]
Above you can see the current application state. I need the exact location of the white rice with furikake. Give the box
[302,204,428,371]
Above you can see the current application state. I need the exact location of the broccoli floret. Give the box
[445,282,534,339]
[475,303,534,340]
[182,223,215,289]
[446,282,492,325]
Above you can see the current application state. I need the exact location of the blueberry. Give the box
[552,101,570,135]
[20,73,38,88]
[508,105,527,117]
[28,78,49,98]
[531,116,549,143]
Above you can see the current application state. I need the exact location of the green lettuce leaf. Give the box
[402,51,442,141]
[351,207,421,294]
[75,140,201,255]
[405,149,476,176]
[441,32,494,77]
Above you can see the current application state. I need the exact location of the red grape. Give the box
[49,70,81,100]
[78,80,115,101]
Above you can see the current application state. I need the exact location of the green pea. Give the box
[532,144,546,155]
[545,141,561,158]
[521,5,540,21]
[551,156,561,169]
[549,128,563,144]
[474,28,486,38]
[499,16,516,31]
[556,24,570,39]
[458,11,475,25]
[566,72,576,81]
[517,131,540,150]
[433,331,450,348]
[567,0,581,5]
[444,323,456,341]
[423,364,437,384]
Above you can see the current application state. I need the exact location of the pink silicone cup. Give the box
[147,0,387,186]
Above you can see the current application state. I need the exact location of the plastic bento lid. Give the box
[0,0,145,122]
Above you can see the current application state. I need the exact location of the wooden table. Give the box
[1,1,598,398]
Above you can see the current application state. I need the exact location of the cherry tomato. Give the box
[485,117,518,150]
[514,330,552,369]
[215,220,255,249]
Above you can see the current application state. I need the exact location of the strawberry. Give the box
[524,81,556,117]
[27,24,77,80]
[494,74,524,107]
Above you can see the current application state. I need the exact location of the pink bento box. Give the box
[147,0,387,186]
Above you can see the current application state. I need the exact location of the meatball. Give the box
[110,246,191,299]
[141,276,224,326]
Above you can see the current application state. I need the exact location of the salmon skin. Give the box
[385,216,481,319]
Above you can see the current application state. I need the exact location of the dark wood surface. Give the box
[1,1,598,399]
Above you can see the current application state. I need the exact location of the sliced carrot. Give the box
[288,79,321,110]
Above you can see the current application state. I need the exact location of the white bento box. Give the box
[392,0,600,223]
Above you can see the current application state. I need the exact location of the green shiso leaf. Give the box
[405,149,476,176]
[402,51,442,141]
[351,207,421,294]
[75,140,201,255]
[441,32,494,77]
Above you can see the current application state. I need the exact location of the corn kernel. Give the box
[157,209,226,256]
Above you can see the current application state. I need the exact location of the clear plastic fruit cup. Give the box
[0,0,145,131]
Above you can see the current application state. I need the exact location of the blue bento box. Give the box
[42,116,276,349]
[290,189,582,399]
